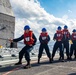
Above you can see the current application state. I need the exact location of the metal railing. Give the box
[0,44,53,61]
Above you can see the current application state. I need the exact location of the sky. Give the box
[38,0,76,19]
[10,0,76,39]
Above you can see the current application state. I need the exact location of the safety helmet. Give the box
[64,25,68,29]
[42,28,47,32]
[72,29,76,32]
[57,26,61,30]
[24,25,30,30]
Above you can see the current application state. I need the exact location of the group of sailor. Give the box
[9,25,76,69]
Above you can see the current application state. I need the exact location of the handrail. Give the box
[0,44,53,60]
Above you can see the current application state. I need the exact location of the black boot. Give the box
[69,56,72,60]
[23,64,31,69]
[49,58,52,63]
[59,52,64,61]
[51,57,54,61]
[59,57,62,60]
[60,56,64,62]
[15,62,22,65]
[15,59,22,65]
[67,56,70,60]
[38,58,40,64]
[23,61,31,69]
[74,56,76,59]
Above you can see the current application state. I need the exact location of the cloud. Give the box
[62,15,68,19]
[10,0,76,39]
[68,10,72,13]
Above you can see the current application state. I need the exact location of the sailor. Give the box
[70,29,76,59]
[62,25,70,60]
[52,26,64,62]
[38,28,52,64]
[9,25,37,69]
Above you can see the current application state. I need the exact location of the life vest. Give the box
[24,31,34,45]
[56,30,63,41]
[72,33,76,40]
[40,32,48,40]
[62,29,70,38]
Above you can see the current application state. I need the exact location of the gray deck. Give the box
[0,57,76,75]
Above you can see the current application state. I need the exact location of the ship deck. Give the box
[0,56,76,75]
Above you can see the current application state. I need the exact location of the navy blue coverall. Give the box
[13,34,37,64]
[62,34,70,59]
[38,35,51,61]
[52,33,64,60]
[70,37,76,59]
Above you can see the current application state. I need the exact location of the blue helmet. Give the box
[57,26,61,30]
[72,29,76,32]
[24,25,30,30]
[42,28,47,32]
[64,25,68,29]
